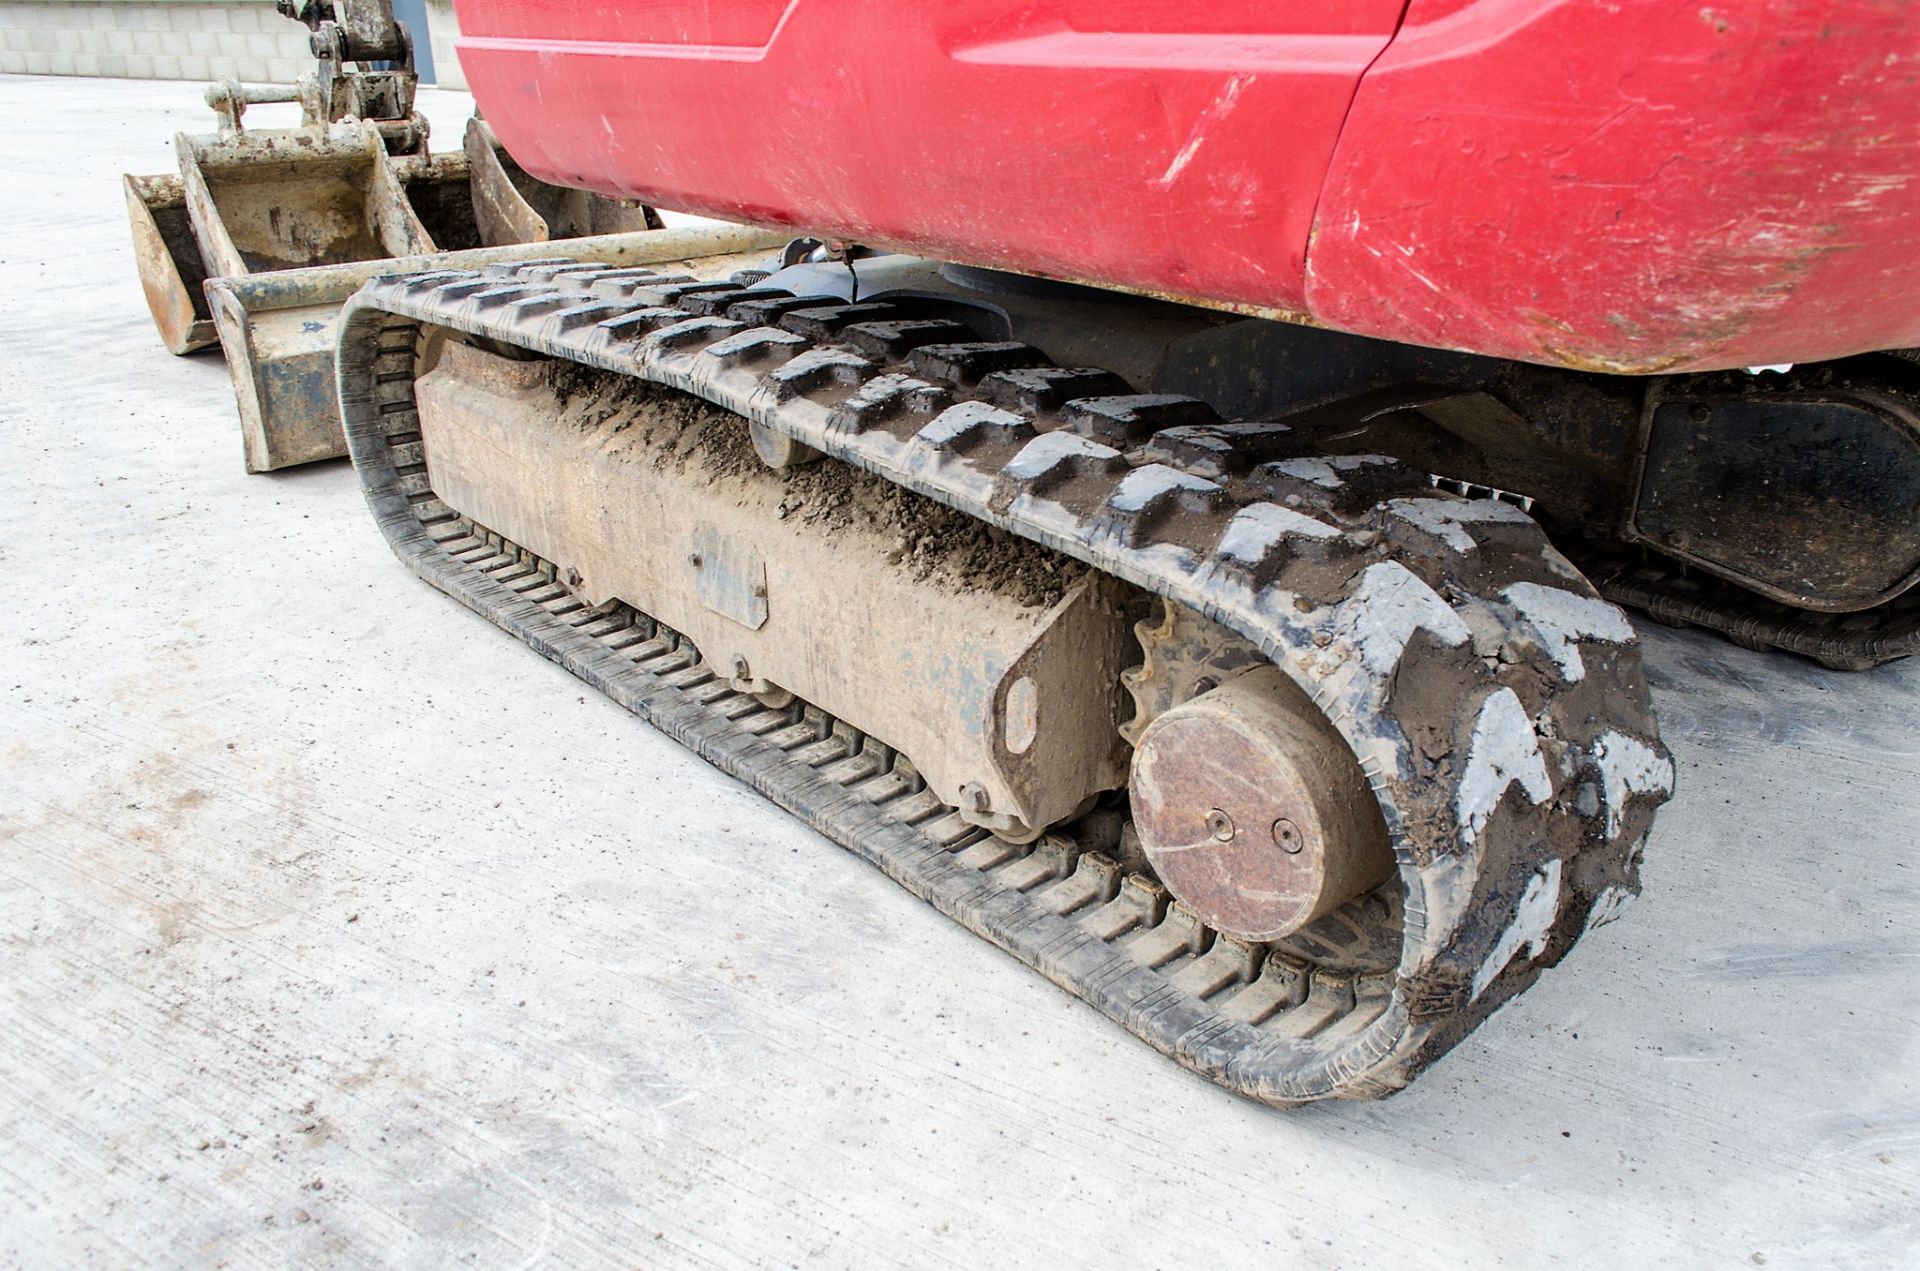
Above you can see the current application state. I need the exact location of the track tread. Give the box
[336,265,1674,1106]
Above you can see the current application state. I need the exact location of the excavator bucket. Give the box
[462,116,662,245]
[175,124,434,277]
[126,106,688,472]
[124,125,480,356]
[125,171,218,355]
[121,0,686,471]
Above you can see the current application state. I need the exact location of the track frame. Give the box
[337,260,1674,1104]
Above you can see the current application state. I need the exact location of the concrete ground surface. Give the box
[1,74,1916,1269]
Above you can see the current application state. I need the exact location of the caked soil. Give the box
[549,361,1086,609]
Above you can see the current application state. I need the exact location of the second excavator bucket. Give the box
[178,123,437,278]
[463,116,663,245]
[124,172,217,355]
[121,0,698,472]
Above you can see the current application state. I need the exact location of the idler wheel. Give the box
[1129,667,1394,940]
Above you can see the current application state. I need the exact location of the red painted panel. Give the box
[1307,0,1920,372]
[454,0,1920,371]
[453,0,1407,311]
[459,0,796,45]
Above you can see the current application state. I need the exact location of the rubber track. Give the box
[1584,550,1920,670]
[337,260,1674,1104]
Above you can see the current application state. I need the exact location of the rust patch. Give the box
[1130,669,1393,941]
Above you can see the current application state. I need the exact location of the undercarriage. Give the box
[335,257,1683,1103]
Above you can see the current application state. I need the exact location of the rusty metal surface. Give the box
[174,124,433,279]
[1131,666,1394,941]
[126,99,694,468]
[123,173,217,356]
[122,0,672,471]
[1146,305,1920,628]
[202,80,302,135]
[463,116,546,246]
[1627,385,1920,613]
[280,0,420,152]
[1119,597,1264,747]
[287,0,410,63]
[206,291,343,473]
[1584,548,1920,672]
[688,525,770,632]
[208,223,784,312]
[463,117,662,248]
[121,0,757,473]
[122,0,436,359]
[747,418,822,469]
[390,150,482,252]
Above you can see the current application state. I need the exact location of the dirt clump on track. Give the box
[549,362,1086,609]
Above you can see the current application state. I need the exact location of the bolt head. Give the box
[1272,818,1303,853]
[1205,808,1236,842]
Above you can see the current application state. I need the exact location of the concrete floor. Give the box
[2,74,1917,1269]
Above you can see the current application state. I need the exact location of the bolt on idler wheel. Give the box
[1129,667,1395,941]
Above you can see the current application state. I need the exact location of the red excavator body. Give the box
[309,0,1920,1105]
[454,0,1920,374]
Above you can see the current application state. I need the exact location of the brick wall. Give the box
[421,0,460,90]
[0,2,330,84]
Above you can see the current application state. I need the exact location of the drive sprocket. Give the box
[1119,597,1266,746]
